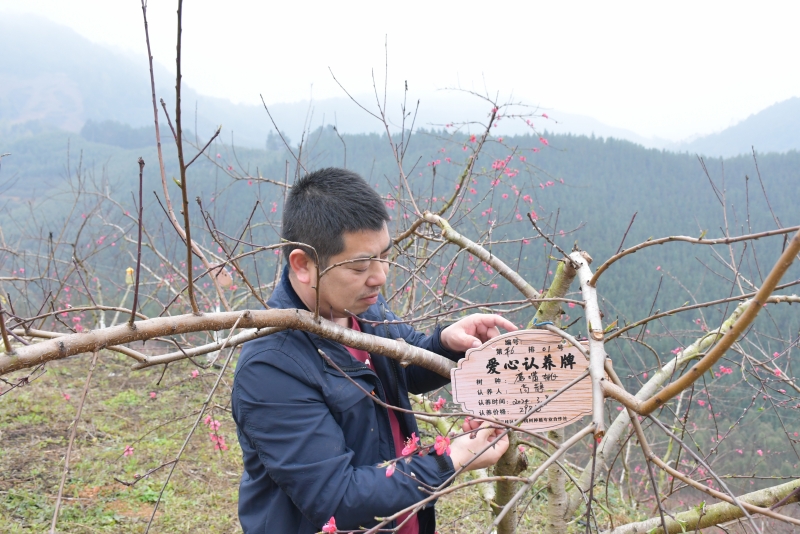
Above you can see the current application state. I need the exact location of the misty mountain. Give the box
[677,97,800,158]
[1,14,167,132]
[1,14,673,150]
[3,15,799,157]
[0,13,270,147]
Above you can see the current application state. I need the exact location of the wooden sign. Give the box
[451,329,592,432]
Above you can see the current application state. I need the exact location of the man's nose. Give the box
[367,260,387,287]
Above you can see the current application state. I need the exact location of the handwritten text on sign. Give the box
[451,330,591,432]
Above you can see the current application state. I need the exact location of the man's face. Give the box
[315,224,391,321]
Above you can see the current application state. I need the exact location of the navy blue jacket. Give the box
[232,267,463,533]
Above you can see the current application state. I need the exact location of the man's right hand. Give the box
[448,417,509,471]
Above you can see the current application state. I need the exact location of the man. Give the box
[232,168,513,533]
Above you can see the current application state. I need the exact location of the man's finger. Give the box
[492,315,518,332]
[452,329,482,350]
[462,417,481,432]
[478,314,518,333]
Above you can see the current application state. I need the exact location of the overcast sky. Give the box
[2,0,798,141]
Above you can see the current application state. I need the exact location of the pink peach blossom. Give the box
[322,517,337,533]
[434,435,451,456]
[402,433,420,456]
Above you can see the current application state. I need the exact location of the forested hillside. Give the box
[3,123,797,336]
[5,4,800,532]
[3,107,799,533]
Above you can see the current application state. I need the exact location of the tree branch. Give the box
[423,211,542,304]
[638,227,800,414]
[49,351,99,534]
[589,225,799,287]
[604,477,800,534]
[0,309,457,378]
[570,250,607,438]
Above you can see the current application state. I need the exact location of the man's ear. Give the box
[288,249,316,285]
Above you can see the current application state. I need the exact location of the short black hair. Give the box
[282,168,390,268]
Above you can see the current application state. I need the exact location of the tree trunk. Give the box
[495,259,578,534]
[545,428,567,534]
[493,433,526,532]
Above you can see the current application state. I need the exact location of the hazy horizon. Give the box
[2,0,799,143]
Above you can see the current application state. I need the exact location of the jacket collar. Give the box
[268,264,309,311]
[270,264,382,375]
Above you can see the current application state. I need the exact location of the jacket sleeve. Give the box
[233,349,455,531]
[378,303,464,394]
[402,325,466,394]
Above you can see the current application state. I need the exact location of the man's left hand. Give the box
[440,314,518,352]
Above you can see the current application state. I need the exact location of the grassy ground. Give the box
[1,351,242,533]
[1,351,640,533]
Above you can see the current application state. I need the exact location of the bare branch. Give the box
[423,211,541,304]
[605,477,800,534]
[184,126,221,169]
[0,309,456,377]
[639,227,800,414]
[130,157,145,326]
[570,250,607,438]
[0,301,13,356]
[590,225,799,287]
[49,351,99,534]
[144,313,244,533]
